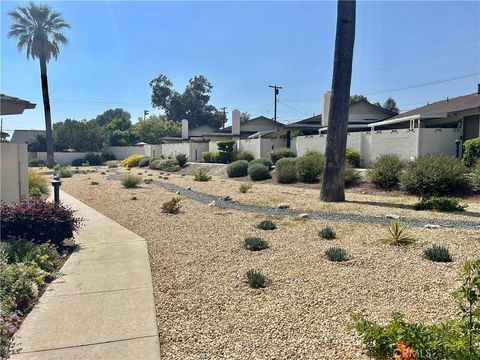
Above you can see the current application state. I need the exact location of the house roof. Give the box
[0,94,36,115]
[220,116,284,132]
[349,100,399,116]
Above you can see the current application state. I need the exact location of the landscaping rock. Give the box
[222,196,232,201]
[385,214,400,219]
[144,178,153,184]
[278,203,290,209]
[207,201,216,207]
[297,213,310,219]
[424,224,440,229]
[176,191,181,194]
[187,187,192,190]
[131,196,138,201]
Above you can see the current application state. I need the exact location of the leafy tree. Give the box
[53,119,104,152]
[8,3,70,168]
[383,97,399,113]
[131,115,181,144]
[94,108,131,127]
[240,112,251,123]
[149,74,224,129]
[321,0,356,202]
[349,94,368,105]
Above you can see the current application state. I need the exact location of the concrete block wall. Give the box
[1,143,29,203]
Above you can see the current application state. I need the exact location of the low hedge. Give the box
[235,151,254,162]
[28,158,46,167]
[227,160,249,178]
[202,151,219,163]
[296,152,324,183]
[248,163,271,181]
[250,158,273,171]
[269,147,296,164]
[138,157,151,167]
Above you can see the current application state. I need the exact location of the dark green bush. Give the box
[346,148,361,168]
[235,151,254,162]
[202,151,219,163]
[423,244,452,262]
[85,153,104,166]
[121,174,141,188]
[71,158,85,167]
[246,269,266,288]
[344,163,360,187]
[227,160,249,178]
[250,158,273,171]
[256,220,276,230]
[368,154,405,189]
[413,196,465,212]
[217,151,233,164]
[325,247,348,262]
[400,154,469,198]
[101,150,115,161]
[175,153,188,167]
[28,158,46,167]
[269,147,296,164]
[296,152,324,183]
[217,140,235,152]
[138,157,151,167]
[193,171,211,182]
[150,159,178,171]
[462,137,480,167]
[275,158,297,183]
[165,165,181,172]
[472,164,480,192]
[319,226,336,240]
[248,163,271,181]
[244,237,269,251]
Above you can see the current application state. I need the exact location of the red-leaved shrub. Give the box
[1,199,82,247]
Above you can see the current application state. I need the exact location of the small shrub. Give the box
[296,152,324,183]
[269,147,296,164]
[90,181,99,185]
[107,161,119,168]
[248,163,271,181]
[227,160,249,178]
[58,167,72,178]
[0,199,82,247]
[344,163,360,187]
[235,151,254,162]
[162,197,181,214]
[84,153,104,166]
[1,239,60,273]
[101,151,115,161]
[383,220,415,246]
[368,154,405,189]
[423,245,452,262]
[250,158,273,171]
[28,169,49,196]
[346,148,361,168]
[150,159,178,171]
[400,154,469,198]
[71,158,85,167]
[462,137,480,167]
[165,165,181,172]
[413,196,465,212]
[244,237,269,251]
[218,150,234,164]
[239,183,253,193]
[193,171,211,182]
[28,158,45,167]
[29,186,43,198]
[121,174,141,188]
[202,151,219,163]
[275,157,297,183]
[471,164,480,192]
[175,153,188,168]
[120,154,146,168]
[246,269,266,288]
[325,247,348,262]
[256,220,276,230]
[138,157,151,167]
[319,226,336,240]
[149,159,162,169]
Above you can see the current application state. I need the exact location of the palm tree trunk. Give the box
[320,0,356,202]
[39,56,54,168]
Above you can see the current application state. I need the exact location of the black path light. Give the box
[455,138,462,159]
[51,175,62,204]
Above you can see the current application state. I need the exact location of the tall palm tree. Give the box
[8,2,70,168]
[320,0,356,202]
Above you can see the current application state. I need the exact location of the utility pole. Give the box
[220,107,227,128]
[269,85,282,122]
[143,110,149,121]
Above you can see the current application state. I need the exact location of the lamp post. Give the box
[455,138,461,159]
[51,175,62,204]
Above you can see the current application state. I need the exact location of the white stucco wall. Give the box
[1,143,29,203]
[105,146,146,160]
[237,139,261,158]
[295,135,327,157]
[161,142,190,159]
[259,138,288,158]
[418,128,460,157]
[33,152,98,166]
[190,142,209,162]
[363,129,418,163]
[144,144,162,158]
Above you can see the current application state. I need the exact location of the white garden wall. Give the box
[32,152,97,166]
[190,142,209,162]
[1,143,28,203]
[418,128,459,157]
[237,139,260,158]
[259,138,288,158]
[144,144,162,158]
[105,146,145,160]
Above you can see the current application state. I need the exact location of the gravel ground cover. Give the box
[60,169,480,359]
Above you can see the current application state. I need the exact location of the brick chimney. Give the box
[232,109,240,136]
[181,119,189,140]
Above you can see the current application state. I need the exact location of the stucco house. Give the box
[11,129,46,145]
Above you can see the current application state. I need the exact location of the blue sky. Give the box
[1,1,479,133]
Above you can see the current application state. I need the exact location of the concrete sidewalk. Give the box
[12,191,161,360]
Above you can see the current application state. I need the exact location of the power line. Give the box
[269,85,282,122]
[278,100,308,116]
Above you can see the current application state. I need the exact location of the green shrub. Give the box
[28,158,46,167]
[217,140,235,164]
[462,137,480,167]
[246,269,266,288]
[319,226,336,240]
[193,171,211,182]
[472,164,480,192]
[383,220,415,246]
[120,154,145,168]
[28,169,49,196]
[29,186,43,198]
[1,239,60,273]
[149,159,162,169]
[256,220,276,230]
[150,159,178,171]
[296,152,324,183]
[269,147,296,164]
[248,163,271,181]
[250,158,273,171]
[235,151,254,162]
[218,151,234,164]
[325,247,348,262]
[344,163,360,187]
[400,154,469,198]
[275,157,297,183]
[175,153,188,167]
[138,157,151,167]
[58,167,72,178]
[244,237,269,251]
[423,244,452,262]
[121,174,141,188]
[202,151,219,163]
[227,160,249,178]
[345,148,361,168]
[413,196,465,212]
[101,150,115,161]
[165,165,181,172]
[71,158,85,167]
[217,140,235,152]
[239,183,253,193]
[162,197,181,214]
[84,153,104,166]
[368,154,405,189]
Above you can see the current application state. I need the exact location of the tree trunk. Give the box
[40,56,54,168]
[320,0,356,202]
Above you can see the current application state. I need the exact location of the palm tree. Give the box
[8,2,70,168]
[320,0,356,202]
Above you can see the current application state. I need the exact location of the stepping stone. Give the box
[424,224,440,229]
[385,214,400,219]
[278,203,290,209]
[297,213,309,219]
